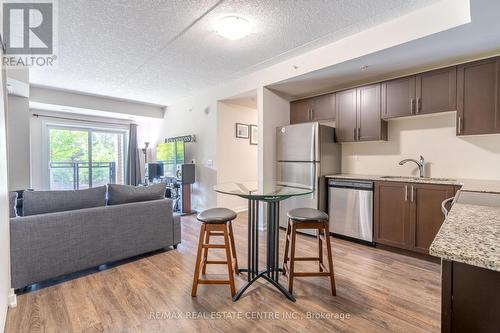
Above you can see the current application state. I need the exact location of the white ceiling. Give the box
[29,0,440,106]
[269,0,500,99]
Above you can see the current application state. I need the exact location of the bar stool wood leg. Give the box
[288,223,297,294]
[318,227,324,272]
[282,218,291,276]
[223,227,236,297]
[201,231,211,274]
[227,221,239,274]
[324,223,336,296]
[191,224,206,297]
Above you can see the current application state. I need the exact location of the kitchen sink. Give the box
[380,176,457,182]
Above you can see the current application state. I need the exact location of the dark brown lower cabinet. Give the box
[374,181,456,254]
[374,182,410,249]
[442,260,500,333]
[410,184,455,253]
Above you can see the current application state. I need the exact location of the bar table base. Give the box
[232,198,296,302]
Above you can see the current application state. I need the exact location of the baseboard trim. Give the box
[8,288,16,308]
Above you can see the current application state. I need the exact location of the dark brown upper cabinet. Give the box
[416,67,457,115]
[335,88,357,142]
[382,76,416,119]
[290,98,312,124]
[290,93,335,124]
[382,66,457,119]
[457,57,500,136]
[311,93,335,121]
[336,84,387,142]
[375,181,456,254]
[357,83,387,141]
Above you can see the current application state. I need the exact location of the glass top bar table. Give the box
[214,181,313,302]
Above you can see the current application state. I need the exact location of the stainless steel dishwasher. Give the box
[328,179,374,244]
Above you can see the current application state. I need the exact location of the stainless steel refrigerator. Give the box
[276,122,341,234]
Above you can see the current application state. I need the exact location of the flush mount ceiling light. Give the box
[215,16,251,40]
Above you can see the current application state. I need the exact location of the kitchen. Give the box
[274,54,500,332]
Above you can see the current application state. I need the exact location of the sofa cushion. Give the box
[9,192,18,218]
[107,183,166,205]
[23,186,107,216]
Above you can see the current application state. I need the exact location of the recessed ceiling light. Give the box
[215,16,251,40]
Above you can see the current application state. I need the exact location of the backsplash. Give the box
[341,112,500,180]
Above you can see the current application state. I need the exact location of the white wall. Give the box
[0,47,12,333]
[157,96,218,211]
[6,95,31,190]
[342,112,500,180]
[216,102,257,211]
[258,88,290,187]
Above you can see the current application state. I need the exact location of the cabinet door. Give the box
[356,83,387,141]
[334,89,357,142]
[290,98,312,124]
[374,182,410,249]
[311,93,335,121]
[381,76,416,119]
[410,184,455,254]
[457,57,500,135]
[416,67,457,115]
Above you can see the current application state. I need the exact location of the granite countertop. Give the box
[325,174,500,272]
[429,202,500,271]
[325,173,500,193]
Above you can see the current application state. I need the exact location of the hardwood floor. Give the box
[5,212,441,333]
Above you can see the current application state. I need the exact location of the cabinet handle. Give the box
[404,185,408,201]
[353,128,356,141]
[311,108,314,120]
[357,128,361,140]
[417,98,421,113]
[458,116,462,134]
[411,186,414,202]
[410,98,415,114]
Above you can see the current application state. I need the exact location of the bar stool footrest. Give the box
[198,279,230,285]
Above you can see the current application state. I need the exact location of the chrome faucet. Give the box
[399,155,425,178]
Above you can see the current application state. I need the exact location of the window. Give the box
[156,141,185,178]
[46,125,128,190]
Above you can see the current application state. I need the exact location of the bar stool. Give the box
[282,208,336,296]
[191,208,239,297]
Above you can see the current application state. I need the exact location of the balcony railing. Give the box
[49,161,117,190]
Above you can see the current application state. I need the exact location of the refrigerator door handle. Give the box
[312,123,317,162]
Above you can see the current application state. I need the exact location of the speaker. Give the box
[176,164,195,184]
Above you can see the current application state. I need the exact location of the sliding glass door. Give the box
[48,126,127,190]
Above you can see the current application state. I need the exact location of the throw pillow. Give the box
[23,186,107,216]
[107,183,166,205]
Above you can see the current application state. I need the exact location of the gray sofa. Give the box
[9,184,181,290]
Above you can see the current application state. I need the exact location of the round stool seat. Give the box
[287,208,328,221]
[197,208,237,223]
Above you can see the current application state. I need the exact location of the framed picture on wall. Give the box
[250,125,258,145]
[235,123,250,138]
